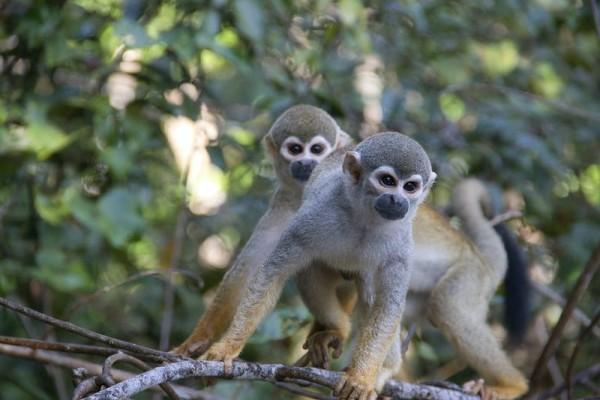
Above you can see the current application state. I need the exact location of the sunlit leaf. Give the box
[25,122,72,160]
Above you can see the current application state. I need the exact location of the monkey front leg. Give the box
[335,261,409,400]
[173,209,289,357]
[202,243,307,373]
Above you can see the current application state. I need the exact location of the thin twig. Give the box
[84,360,479,400]
[160,208,190,351]
[591,0,600,39]
[0,336,164,362]
[537,364,600,400]
[447,83,600,123]
[66,268,202,315]
[532,281,600,338]
[0,343,220,400]
[0,296,182,362]
[489,210,522,226]
[401,323,417,359]
[566,308,600,400]
[529,242,600,391]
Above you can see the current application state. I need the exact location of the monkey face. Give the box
[279,135,333,182]
[343,133,435,222]
[368,167,425,220]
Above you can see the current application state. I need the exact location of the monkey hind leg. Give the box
[296,265,353,368]
[427,278,528,399]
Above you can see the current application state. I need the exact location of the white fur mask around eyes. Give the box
[368,166,425,199]
[280,135,333,162]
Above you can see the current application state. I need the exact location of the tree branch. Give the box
[529,242,600,391]
[532,281,600,338]
[0,344,218,400]
[0,335,164,362]
[84,360,479,400]
[0,296,181,362]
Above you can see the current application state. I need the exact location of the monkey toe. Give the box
[304,330,344,369]
[463,379,502,400]
[334,374,376,400]
[171,338,212,358]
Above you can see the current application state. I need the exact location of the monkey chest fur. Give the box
[316,225,408,273]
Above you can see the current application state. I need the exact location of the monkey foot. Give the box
[201,342,241,376]
[171,338,212,358]
[335,373,377,400]
[463,379,498,400]
[463,378,528,400]
[296,329,344,369]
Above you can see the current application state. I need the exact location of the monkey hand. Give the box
[201,341,241,376]
[334,371,377,400]
[171,338,212,358]
[296,329,344,369]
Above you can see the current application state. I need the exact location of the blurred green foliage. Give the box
[0,0,598,398]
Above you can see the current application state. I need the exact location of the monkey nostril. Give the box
[375,194,409,220]
[291,160,317,182]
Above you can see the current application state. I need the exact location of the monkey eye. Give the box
[379,174,397,187]
[287,143,303,155]
[310,144,323,154]
[403,181,420,193]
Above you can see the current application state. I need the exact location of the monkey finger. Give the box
[293,353,310,367]
[335,375,348,395]
[311,344,324,368]
[221,357,234,376]
[331,342,343,359]
[339,381,356,399]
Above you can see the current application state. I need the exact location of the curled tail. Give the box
[451,178,531,343]
[495,223,531,344]
[450,179,507,286]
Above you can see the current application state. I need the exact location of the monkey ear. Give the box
[336,129,353,148]
[427,172,437,187]
[422,171,437,199]
[262,134,278,159]
[343,151,362,183]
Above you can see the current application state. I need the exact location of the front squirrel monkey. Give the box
[299,179,529,399]
[172,104,350,357]
[202,132,436,400]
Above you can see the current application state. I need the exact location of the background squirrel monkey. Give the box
[299,179,528,399]
[172,104,350,356]
[202,132,436,400]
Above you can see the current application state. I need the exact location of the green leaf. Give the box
[25,122,72,160]
[233,0,265,42]
[249,306,310,344]
[114,18,154,47]
[98,187,146,247]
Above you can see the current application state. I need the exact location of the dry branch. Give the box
[532,282,600,338]
[0,343,217,400]
[0,335,162,362]
[529,242,600,390]
[0,296,180,362]
[83,360,479,400]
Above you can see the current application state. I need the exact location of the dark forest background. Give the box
[0,0,598,398]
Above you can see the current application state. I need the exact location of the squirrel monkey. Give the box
[202,132,436,400]
[172,104,350,357]
[299,179,529,399]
